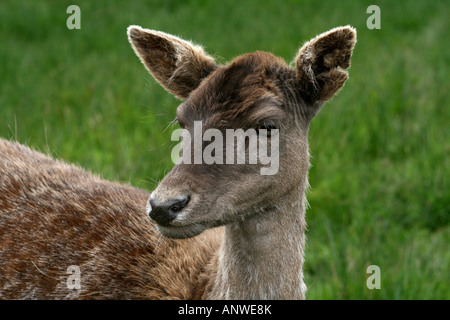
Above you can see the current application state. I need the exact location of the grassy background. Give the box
[0,0,448,299]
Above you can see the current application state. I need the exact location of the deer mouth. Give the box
[148,188,226,238]
[156,222,208,239]
[151,201,225,239]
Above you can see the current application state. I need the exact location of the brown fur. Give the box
[0,26,356,299]
[0,139,221,299]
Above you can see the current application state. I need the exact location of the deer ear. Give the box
[295,26,356,104]
[127,26,218,99]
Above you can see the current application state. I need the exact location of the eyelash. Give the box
[173,118,280,136]
[256,121,280,134]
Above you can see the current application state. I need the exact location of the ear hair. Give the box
[127,26,218,99]
[295,26,356,104]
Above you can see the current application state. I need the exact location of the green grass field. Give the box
[0,0,448,299]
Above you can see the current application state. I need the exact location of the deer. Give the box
[0,25,356,299]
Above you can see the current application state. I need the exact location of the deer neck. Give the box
[207,184,307,299]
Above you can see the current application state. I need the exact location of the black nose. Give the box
[148,196,190,226]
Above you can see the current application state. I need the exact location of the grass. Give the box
[0,0,448,299]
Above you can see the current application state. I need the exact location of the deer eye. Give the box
[256,121,280,136]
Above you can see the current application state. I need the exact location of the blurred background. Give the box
[0,0,448,299]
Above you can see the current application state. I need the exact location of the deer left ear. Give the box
[295,26,356,105]
[128,26,218,100]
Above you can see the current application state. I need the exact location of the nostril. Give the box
[147,196,190,226]
[168,196,190,214]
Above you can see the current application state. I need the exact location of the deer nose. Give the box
[147,196,190,226]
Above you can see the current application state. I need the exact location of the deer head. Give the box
[128,25,356,239]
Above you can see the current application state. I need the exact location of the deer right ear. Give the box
[295,26,356,105]
[127,26,218,100]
